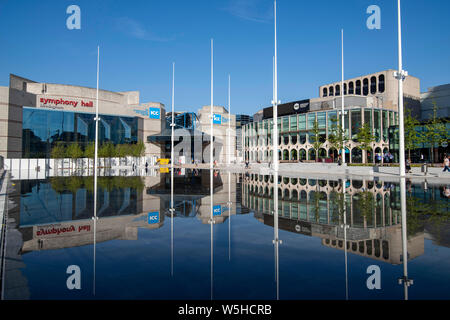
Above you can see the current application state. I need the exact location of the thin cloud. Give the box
[116,17,176,42]
[223,0,273,23]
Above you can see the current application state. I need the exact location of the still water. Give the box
[2,170,450,300]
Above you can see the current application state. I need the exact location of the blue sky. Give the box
[0,0,449,116]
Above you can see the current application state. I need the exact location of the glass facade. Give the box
[22,107,138,158]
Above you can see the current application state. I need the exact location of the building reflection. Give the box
[241,174,448,265]
[8,170,239,254]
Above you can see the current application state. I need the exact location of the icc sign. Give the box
[149,108,161,119]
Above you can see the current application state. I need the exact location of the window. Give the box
[298,114,306,130]
[335,85,341,96]
[382,110,388,141]
[349,81,354,94]
[344,83,347,95]
[363,78,369,96]
[323,87,328,97]
[290,115,298,131]
[329,86,334,96]
[378,74,385,93]
[356,80,361,95]
[374,110,381,142]
[317,112,326,129]
[308,113,316,129]
[351,109,362,141]
[370,76,377,94]
[282,117,289,132]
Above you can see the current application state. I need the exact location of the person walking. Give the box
[443,156,450,172]
[406,158,412,173]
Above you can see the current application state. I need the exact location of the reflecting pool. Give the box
[2,170,450,300]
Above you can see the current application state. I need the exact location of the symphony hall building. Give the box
[243,70,421,164]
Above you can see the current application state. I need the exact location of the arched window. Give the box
[329,86,334,96]
[378,74,385,93]
[349,81,354,94]
[335,85,341,96]
[344,83,347,95]
[355,80,361,95]
[363,78,369,96]
[323,87,328,97]
[370,76,377,94]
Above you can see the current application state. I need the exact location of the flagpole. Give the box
[395,0,407,176]
[341,29,346,164]
[170,62,175,277]
[93,45,100,296]
[228,75,231,165]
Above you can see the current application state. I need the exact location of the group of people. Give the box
[374,152,394,164]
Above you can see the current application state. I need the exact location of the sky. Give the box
[0,0,449,116]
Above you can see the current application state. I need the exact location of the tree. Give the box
[84,142,95,169]
[328,116,348,162]
[51,142,66,159]
[309,120,324,162]
[66,143,83,169]
[355,122,376,164]
[132,141,146,157]
[423,102,448,164]
[404,109,423,161]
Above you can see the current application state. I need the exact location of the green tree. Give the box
[51,142,66,159]
[66,143,83,170]
[423,102,448,164]
[404,109,423,161]
[84,142,95,169]
[309,120,324,162]
[132,141,146,157]
[98,142,115,158]
[115,144,128,158]
[328,116,348,161]
[355,122,376,164]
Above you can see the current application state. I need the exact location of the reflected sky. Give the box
[2,170,450,300]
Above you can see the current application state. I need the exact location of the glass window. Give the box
[351,109,362,141]
[329,87,334,96]
[328,111,338,130]
[382,110,389,141]
[282,117,289,132]
[308,113,316,130]
[290,115,298,131]
[378,75,385,93]
[349,82,354,95]
[356,80,361,95]
[317,112,326,129]
[335,85,341,96]
[370,76,377,94]
[363,78,369,96]
[374,110,381,142]
[323,88,328,97]
[22,107,138,158]
[298,115,306,130]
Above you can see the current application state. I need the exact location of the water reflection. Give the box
[2,170,449,300]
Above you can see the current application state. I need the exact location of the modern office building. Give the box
[243,70,421,164]
[0,74,165,159]
[0,74,238,164]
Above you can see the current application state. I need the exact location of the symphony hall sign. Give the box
[39,97,94,109]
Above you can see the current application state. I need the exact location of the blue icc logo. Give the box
[213,205,222,216]
[149,108,161,119]
[213,114,222,125]
[148,212,160,224]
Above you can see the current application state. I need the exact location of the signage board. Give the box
[213,114,222,125]
[149,108,161,119]
[148,212,160,224]
[213,205,222,216]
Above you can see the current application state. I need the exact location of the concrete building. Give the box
[244,70,422,164]
[420,83,450,121]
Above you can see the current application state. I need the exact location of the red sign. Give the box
[40,98,94,108]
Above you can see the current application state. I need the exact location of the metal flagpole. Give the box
[170,62,175,277]
[93,45,100,296]
[228,75,231,165]
[210,38,215,301]
[272,0,279,172]
[398,177,413,299]
[341,29,346,164]
[395,0,408,176]
[342,179,349,300]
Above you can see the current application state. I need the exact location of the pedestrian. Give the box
[389,152,394,164]
[443,156,450,172]
[337,155,342,166]
[420,153,424,163]
[406,159,411,173]
[384,152,389,164]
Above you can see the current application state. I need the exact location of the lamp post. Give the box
[341,29,346,164]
